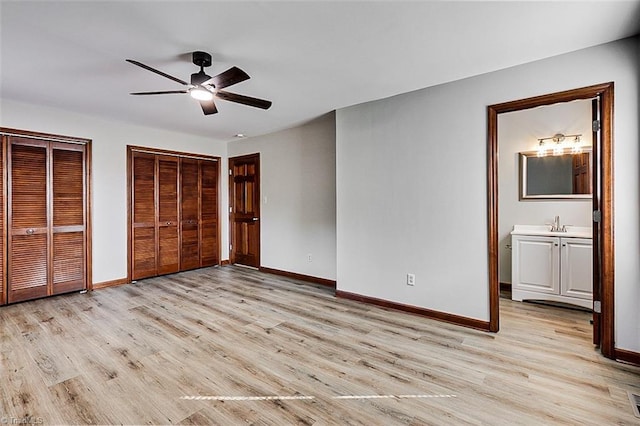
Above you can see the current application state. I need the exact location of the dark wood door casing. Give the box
[128,146,220,281]
[487,82,615,358]
[1,128,91,305]
[229,153,260,268]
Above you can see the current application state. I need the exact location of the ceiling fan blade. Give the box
[126,59,188,86]
[215,90,272,110]
[130,90,188,95]
[203,66,250,89]
[199,99,218,115]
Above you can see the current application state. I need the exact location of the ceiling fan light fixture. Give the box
[190,87,214,101]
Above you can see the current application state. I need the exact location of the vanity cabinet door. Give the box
[560,238,592,300]
[512,235,559,296]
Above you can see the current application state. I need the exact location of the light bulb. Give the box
[190,88,214,101]
[537,144,547,157]
[553,144,563,156]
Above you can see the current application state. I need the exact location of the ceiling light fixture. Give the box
[189,87,214,101]
[234,133,246,138]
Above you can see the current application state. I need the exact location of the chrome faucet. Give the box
[547,215,569,232]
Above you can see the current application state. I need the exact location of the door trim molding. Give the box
[1,127,92,299]
[487,82,615,358]
[126,145,221,282]
[228,153,261,268]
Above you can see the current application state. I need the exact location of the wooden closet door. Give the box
[157,156,180,275]
[0,138,5,305]
[180,158,200,270]
[132,152,157,279]
[200,160,218,267]
[51,143,86,294]
[8,139,49,303]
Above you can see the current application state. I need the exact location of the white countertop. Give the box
[510,224,592,239]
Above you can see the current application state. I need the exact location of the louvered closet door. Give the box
[0,139,5,305]
[157,156,179,275]
[180,158,200,271]
[132,152,157,279]
[51,143,86,294]
[200,160,218,267]
[8,139,48,303]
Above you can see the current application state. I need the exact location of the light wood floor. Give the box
[1,266,639,425]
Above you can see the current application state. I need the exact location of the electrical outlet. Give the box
[307,253,312,262]
[407,273,415,286]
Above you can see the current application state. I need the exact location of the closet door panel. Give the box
[200,160,218,267]
[157,156,179,275]
[52,146,85,294]
[180,158,200,271]
[9,141,48,303]
[132,153,157,279]
[0,139,4,305]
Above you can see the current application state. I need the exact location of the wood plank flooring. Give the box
[1,266,639,425]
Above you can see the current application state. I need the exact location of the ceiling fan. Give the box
[126,51,272,115]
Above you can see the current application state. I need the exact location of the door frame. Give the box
[228,153,261,267]
[126,145,221,281]
[0,127,93,299]
[487,82,615,358]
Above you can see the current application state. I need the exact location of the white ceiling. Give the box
[1,1,639,142]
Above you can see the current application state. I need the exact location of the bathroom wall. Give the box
[497,100,593,284]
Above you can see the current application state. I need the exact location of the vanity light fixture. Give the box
[536,133,582,157]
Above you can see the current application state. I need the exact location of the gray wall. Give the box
[336,37,640,351]
[228,113,337,280]
[0,99,228,284]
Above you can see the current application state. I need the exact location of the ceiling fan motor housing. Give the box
[192,51,212,68]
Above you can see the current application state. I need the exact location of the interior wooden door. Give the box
[180,157,200,270]
[132,152,157,280]
[8,138,49,303]
[157,156,180,275]
[229,154,260,268]
[0,138,5,305]
[572,152,591,194]
[199,160,219,267]
[51,142,86,295]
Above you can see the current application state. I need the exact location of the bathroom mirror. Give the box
[519,149,592,200]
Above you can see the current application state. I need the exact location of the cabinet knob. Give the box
[167,221,171,225]
[554,243,558,246]
[26,228,35,235]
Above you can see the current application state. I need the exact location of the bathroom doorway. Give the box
[487,83,614,358]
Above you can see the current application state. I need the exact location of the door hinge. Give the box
[593,300,601,313]
[229,169,232,176]
[229,206,232,213]
[592,119,601,132]
[593,210,602,223]
[229,244,232,251]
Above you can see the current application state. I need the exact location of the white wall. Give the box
[498,100,593,284]
[227,113,336,281]
[336,36,640,351]
[0,99,228,285]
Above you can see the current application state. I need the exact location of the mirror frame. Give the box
[519,148,592,200]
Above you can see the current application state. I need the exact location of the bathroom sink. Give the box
[510,224,592,239]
